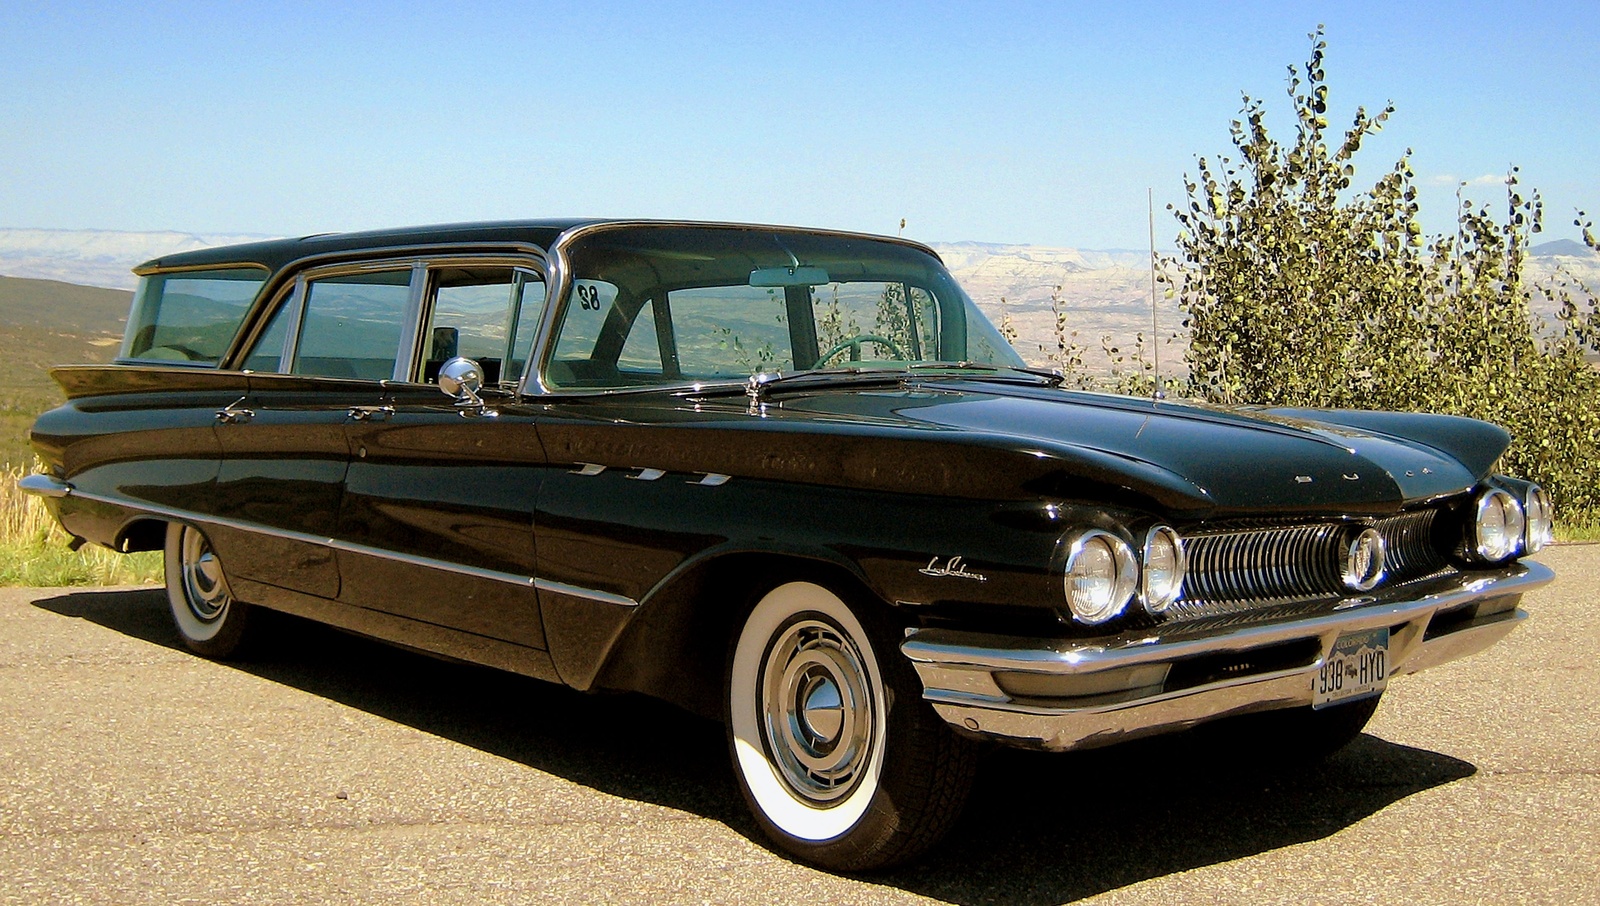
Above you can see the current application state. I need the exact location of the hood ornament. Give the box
[746,372,780,416]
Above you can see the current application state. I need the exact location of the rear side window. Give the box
[293,270,414,380]
[120,267,269,365]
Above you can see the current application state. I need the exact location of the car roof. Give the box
[134,218,941,276]
[134,218,603,274]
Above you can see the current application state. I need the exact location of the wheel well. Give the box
[116,518,169,554]
[591,552,892,721]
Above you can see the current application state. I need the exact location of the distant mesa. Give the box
[1531,239,1598,258]
[0,227,278,289]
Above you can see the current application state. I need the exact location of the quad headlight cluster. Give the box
[1471,483,1552,563]
[1062,526,1186,625]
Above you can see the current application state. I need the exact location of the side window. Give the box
[121,267,269,365]
[293,270,413,380]
[671,285,792,377]
[419,266,522,385]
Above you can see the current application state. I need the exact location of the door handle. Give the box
[348,405,396,422]
[216,398,254,425]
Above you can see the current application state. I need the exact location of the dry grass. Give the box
[0,463,162,587]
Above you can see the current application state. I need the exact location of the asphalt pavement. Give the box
[1,545,1595,905]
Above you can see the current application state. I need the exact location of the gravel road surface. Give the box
[1,546,1594,905]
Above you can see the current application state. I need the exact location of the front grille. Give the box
[1167,510,1450,621]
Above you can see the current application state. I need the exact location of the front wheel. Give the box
[726,581,976,871]
[1200,693,1383,767]
[164,522,254,658]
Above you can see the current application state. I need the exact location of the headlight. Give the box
[1523,484,1553,554]
[1064,530,1137,624]
[1473,488,1524,562]
[1140,525,1186,614]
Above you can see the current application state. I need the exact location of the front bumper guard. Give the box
[900,561,1552,751]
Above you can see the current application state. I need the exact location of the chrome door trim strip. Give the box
[51,487,640,609]
[532,579,639,609]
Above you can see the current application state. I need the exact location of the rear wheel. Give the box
[164,523,254,658]
[726,581,976,871]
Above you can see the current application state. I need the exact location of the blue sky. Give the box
[2,1,1594,249]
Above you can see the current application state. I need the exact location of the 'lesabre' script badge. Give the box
[920,556,988,582]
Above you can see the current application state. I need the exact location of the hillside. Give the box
[0,276,133,466]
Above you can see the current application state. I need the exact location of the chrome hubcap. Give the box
[180,528,231,622]
[761,618,874,804]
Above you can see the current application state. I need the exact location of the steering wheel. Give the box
[815,333,909,367]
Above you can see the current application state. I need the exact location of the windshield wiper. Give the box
[906,361,1066,386]
[683,362,1064,404]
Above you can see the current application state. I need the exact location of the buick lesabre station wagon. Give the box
[23,220,1553,870]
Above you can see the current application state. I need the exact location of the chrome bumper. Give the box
[900,561,1552,751]
[17,473,73,499]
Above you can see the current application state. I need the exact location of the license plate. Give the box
[1313,627,1389,709]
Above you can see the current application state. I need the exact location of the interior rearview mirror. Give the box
[749,265,830,287]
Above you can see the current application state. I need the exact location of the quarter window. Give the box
[121,267,269,365]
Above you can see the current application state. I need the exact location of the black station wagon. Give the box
[23,219,1554,869]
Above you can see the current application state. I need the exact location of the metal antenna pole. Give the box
[1149,188,1163,400]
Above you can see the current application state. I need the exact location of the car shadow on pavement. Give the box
[36,588,1477,904]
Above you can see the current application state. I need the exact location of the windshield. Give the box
[542,225,1023,390]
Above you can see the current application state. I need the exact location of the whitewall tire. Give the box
[726,581,976,871]
[164,522,253,658]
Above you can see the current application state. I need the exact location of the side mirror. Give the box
[437,356,485,409]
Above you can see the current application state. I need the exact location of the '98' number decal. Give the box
[576,284,602,311]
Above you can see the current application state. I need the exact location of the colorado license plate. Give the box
[1313,627,1389,709]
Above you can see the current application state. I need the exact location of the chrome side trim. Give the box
[533,578,640,609]
[50,487,639,608]
[18,473,73,499]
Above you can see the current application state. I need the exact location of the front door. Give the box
[333,262,551,649]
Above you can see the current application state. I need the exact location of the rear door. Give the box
[211,265,418,599]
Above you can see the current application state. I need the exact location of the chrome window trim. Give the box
[405,256,548,387]
[392,261,430,382]
[272,275,308,374]
[261,254,548,385]
[283,260,417,378]
[217,241,551,369]
[501,268,543,382]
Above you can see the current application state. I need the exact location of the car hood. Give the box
[772,381,1505,517]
